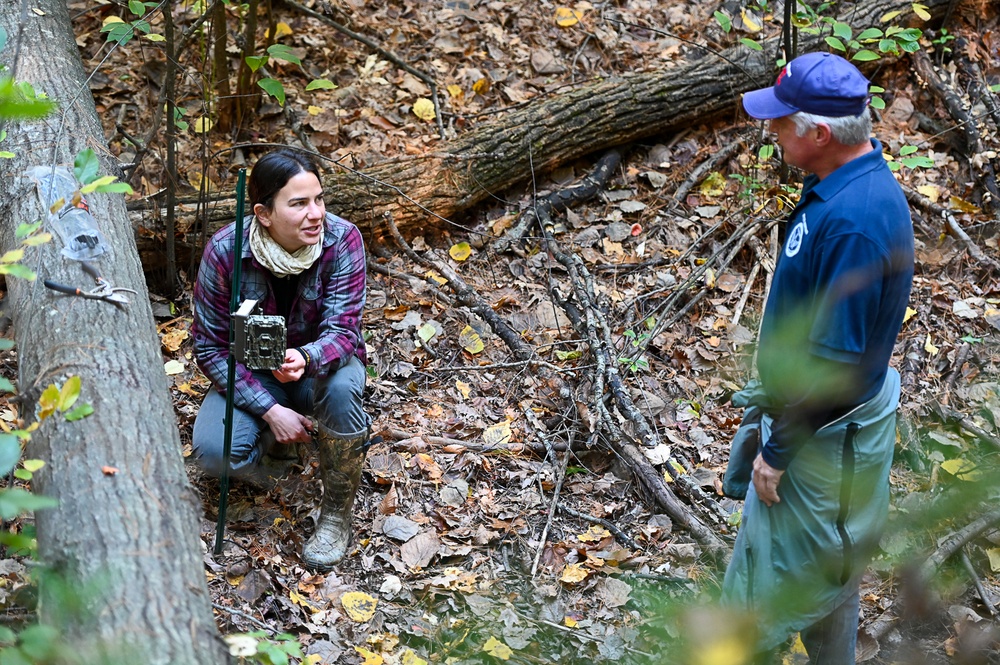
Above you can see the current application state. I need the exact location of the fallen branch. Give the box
[557,502,640,551]
[383,428,557,456]
[904,186,1000,273]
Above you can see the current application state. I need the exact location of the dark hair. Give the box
[248,149,322,210]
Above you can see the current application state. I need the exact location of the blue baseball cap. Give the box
[742,52,870,119]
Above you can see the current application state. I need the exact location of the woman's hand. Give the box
[272,349,306,383]
[262,404,314,444]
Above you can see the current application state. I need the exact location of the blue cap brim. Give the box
[742,87,799,119]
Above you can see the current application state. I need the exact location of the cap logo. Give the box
[775,62,791,86]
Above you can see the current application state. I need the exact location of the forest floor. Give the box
[6,1,1000,663]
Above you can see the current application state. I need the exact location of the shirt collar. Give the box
[804,138,885,202]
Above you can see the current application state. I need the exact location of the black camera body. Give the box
[232,299,286,370]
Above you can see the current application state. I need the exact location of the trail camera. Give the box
[233,299,286,370]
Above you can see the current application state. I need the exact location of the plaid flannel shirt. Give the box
[193,213,367,417]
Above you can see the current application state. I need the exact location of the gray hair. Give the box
[790,110,872,146]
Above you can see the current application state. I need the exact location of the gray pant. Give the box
[191,356,370,477]
[754,591,861,664]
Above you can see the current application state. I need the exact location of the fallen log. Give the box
[130,0,950,270]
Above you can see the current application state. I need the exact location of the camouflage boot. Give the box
[301,424,368,571]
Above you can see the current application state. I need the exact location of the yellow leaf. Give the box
[425,270,447,286]
[949,196,981,214]
[401,650,428,665]
[917,184,940,202]
[560,563,589,584]
[459,325,485,355]
[880,10,902,21]
[35,385,55,421]
[554,7,583,27]
[412,98,436,121]
[21,232,52,246]
[449,241,472,261]
[270,21,293,39]
[699,171,726,197]
[564,616,578,628]
[342,591,378,622]
[911,3,931,20]
[447,84,464,99]
[455,380,472,399]
[704,267,716,289]
[307,105,324,115]
[303,657,323,665]
[354,647,384,665]
[986,548,1000,572]
[695,635,751,665]
[0,248,25,264]
[940,458,982,481]
[483,420,512,447]
[59,375,81,412]
[924,334,938,356]
[740,8,762,32]
[193,116,213,134]
[102,16,125,26]
[22,459,44,473]
[472,78,491,96]
[578,525,611,543]
[483,636,513,660]
[903,307,917,323]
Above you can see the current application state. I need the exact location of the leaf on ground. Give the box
[578,525,611,543]
[482,420,512,448]
[413,453,443,480]
[449,242,471,261]
[401,650,428,665]
[355,647,384,665]
[554,7,583,27]
[400,529,440,569]
[560,563,589,584]
[164,359,186,375]
[459,325,484,354]
[382,515,420,542]
[483,636,513,660]
[924,334,938,355]
[987,548,1000,572]
[342,591,378,623]
[161,328,189,352]
[596,577,632,608]
[412,98,436,121]
[940,458,982,481]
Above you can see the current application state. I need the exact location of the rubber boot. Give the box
[301,424,368,571]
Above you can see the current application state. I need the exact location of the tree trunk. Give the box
[0,2,230,663]
[130,0,949,263]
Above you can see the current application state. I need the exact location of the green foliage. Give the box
[886,144,936,171]
[0,78,56,120]
[73,148,134,195]
[101,2,162,45]
[619,317,655,374]
[227,632,304,665]
[257,78,286,106]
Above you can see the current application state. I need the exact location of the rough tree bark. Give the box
[0,2,229,663]
[131,0,950,269]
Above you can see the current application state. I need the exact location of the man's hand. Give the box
[262,404,313,444]
[752,454,785,507]
[272,349,306,383]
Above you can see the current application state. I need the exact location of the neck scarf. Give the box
[249,216,323,277]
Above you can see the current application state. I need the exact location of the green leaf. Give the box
[0,26,7,53]
[13,468,32,481]
[990,84,1000,93]
[899,40,921,53]
[0,264,36,280]
[0,151,14,159]
[94,181,134,194]
[245,55,268,72]
[59,376,81,412]
[0,76,56,119]
[857,28,883,40]
[714,11,732,33]
[901,155,935,169]
[257,78,286,105]
[899,145,919,156]
[851,50,880,62]
[0,434,21,477]
[132,20,151,34]
[65,403,94,422]
[832,21,852,41]
[878,39,899,53]
[144,33,166,42]
[825,36,846,51]
[0,377,13,393]
[0,339,14,350]
[869,85,886,93]
[869,96,886,110]
[739,37,763,51]
[305,78,337,91]
[0,488,58,520]
[15,221,42,240]
[758,144,774,161]
[80,174,118,194]
[74,148,100,184]
[267,43,301,65]
[128,0,146,16]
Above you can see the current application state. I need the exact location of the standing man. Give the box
[722,52,914,663]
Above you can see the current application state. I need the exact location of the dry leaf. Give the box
[483,421,512,447]
[379,484,399,515]
[472,78,491,96]
[354,647,384,665]
[161,329,189,352]
[459,325,485,354]
[578,525,611,542]
[483,636,513,660]
[449,242,472,261]
[342,591,378,622]
[401,650,428,665]
[560,563,589,584]
[400,529,440,568]
[554,7,583,27]
[412,98,436,121]
[164,360,186,375]
[924,334,939,355]
[413,453,443,480]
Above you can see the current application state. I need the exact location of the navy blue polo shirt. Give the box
[757,139,913,464]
